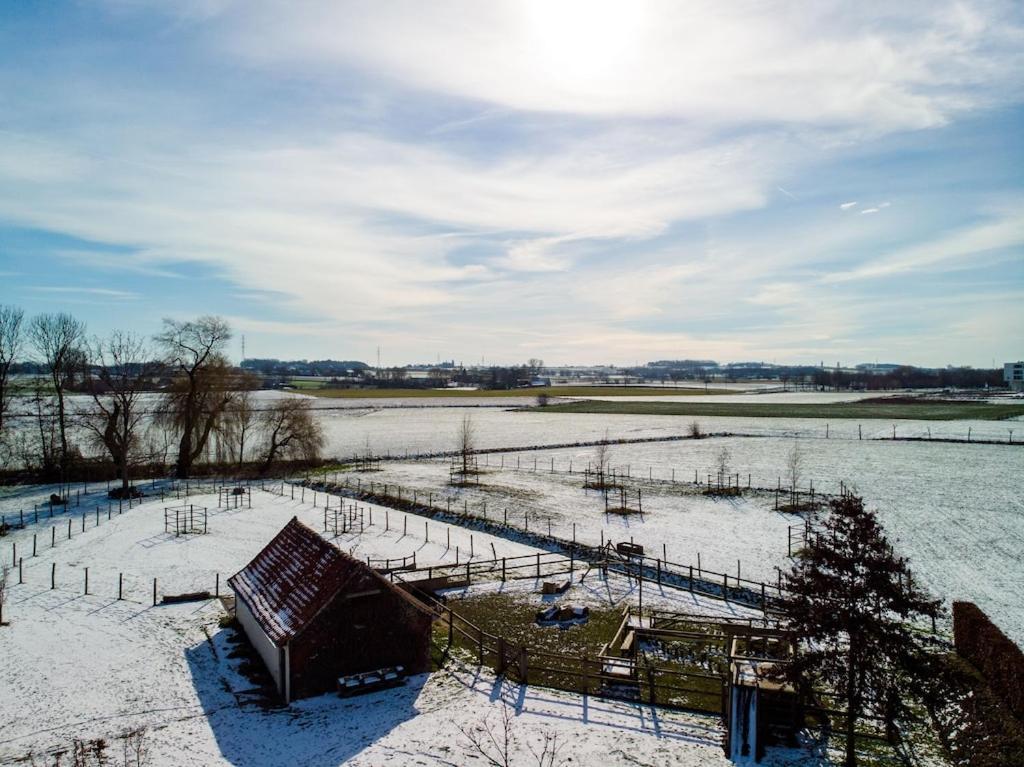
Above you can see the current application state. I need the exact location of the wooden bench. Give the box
[337,666,406,697]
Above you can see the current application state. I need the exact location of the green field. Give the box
[298,384,735,399]
[532,399,1024,421]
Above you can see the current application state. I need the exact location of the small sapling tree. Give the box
[715,445,731,487]
[456,412,477,480]
[785,439,803,492]
[589,430,612,490]
[777,495,943,767]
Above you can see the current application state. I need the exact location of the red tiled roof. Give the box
[228,517,380,646]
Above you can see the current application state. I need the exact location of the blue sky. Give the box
[0,1,1022,367]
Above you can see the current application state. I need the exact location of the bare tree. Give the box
[715,445,731,484]
[119,727,151,767]
[458,412,476,477]
[688,420,704,439]
[82,331,158,494]
[26,379,59,477]
[28,312,86,487]
[458,703,564,767]
[786,439,803,491]
[155,316,232,478]
[215,373,260,470]
[0,304,25,438]
[591,430,612,488]
[459,703,513,767]
[259,398,324,472]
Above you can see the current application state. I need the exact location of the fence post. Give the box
[51,562,56,589]
[215,573,220,597]
[84,567,89,595]
[119,573,123,600]
[153,578,157,606]
[18,557,23,584]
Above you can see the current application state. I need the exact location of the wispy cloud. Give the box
[824,205,1024,283]
[30,286,139,299]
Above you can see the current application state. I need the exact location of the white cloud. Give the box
[824,205,1024,283]
[31,286,138,299]
[209,0,1024,132]
[840,201,858,210]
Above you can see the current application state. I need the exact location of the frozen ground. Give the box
[0,487,795,766]
[496,438,1023,645]
[327,459,801,583]
[5,391,1020,466]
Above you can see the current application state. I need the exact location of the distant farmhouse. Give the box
[228,518,435,703]
[1006,361,1024,392]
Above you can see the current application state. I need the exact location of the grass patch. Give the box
[532,399,1024,421]
[300,385,736,399]
[442,591,623,658]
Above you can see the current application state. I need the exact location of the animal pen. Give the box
[323,500,368,536]
[449,455,481,486]
[604,486,643,515]
[164,505,208,536]
[217,486,252,510]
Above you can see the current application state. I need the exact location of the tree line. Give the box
[0,307,324,490]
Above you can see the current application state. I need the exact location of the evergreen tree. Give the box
[778,495,943,767]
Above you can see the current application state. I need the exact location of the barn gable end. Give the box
[228,516,435,702]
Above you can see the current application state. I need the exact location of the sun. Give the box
[523,0,648,90]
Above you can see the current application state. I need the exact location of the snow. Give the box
[325,459,801,584]
[0,487,796,766]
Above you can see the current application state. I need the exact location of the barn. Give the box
[228,516,435,703]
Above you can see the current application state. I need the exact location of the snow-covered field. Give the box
[495,438,1023,645]
[0,486,794,766]
[326,459,801,584]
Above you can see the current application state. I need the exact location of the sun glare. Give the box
[523,0,647,88]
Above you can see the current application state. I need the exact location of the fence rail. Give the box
[297,478,789,612]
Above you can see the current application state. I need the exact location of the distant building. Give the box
[228,518,434,703]
[1005,361,1024,391]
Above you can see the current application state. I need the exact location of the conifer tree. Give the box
[778,495,942,767]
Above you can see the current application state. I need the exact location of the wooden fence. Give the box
[297,478,789,612]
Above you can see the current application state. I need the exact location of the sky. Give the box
[0,1,1022,368]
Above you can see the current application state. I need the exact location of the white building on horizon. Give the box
[1005,361,1024,391]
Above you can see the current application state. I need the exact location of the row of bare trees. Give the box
[0,307,324,488]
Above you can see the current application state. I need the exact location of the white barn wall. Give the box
[235,593,284,696]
